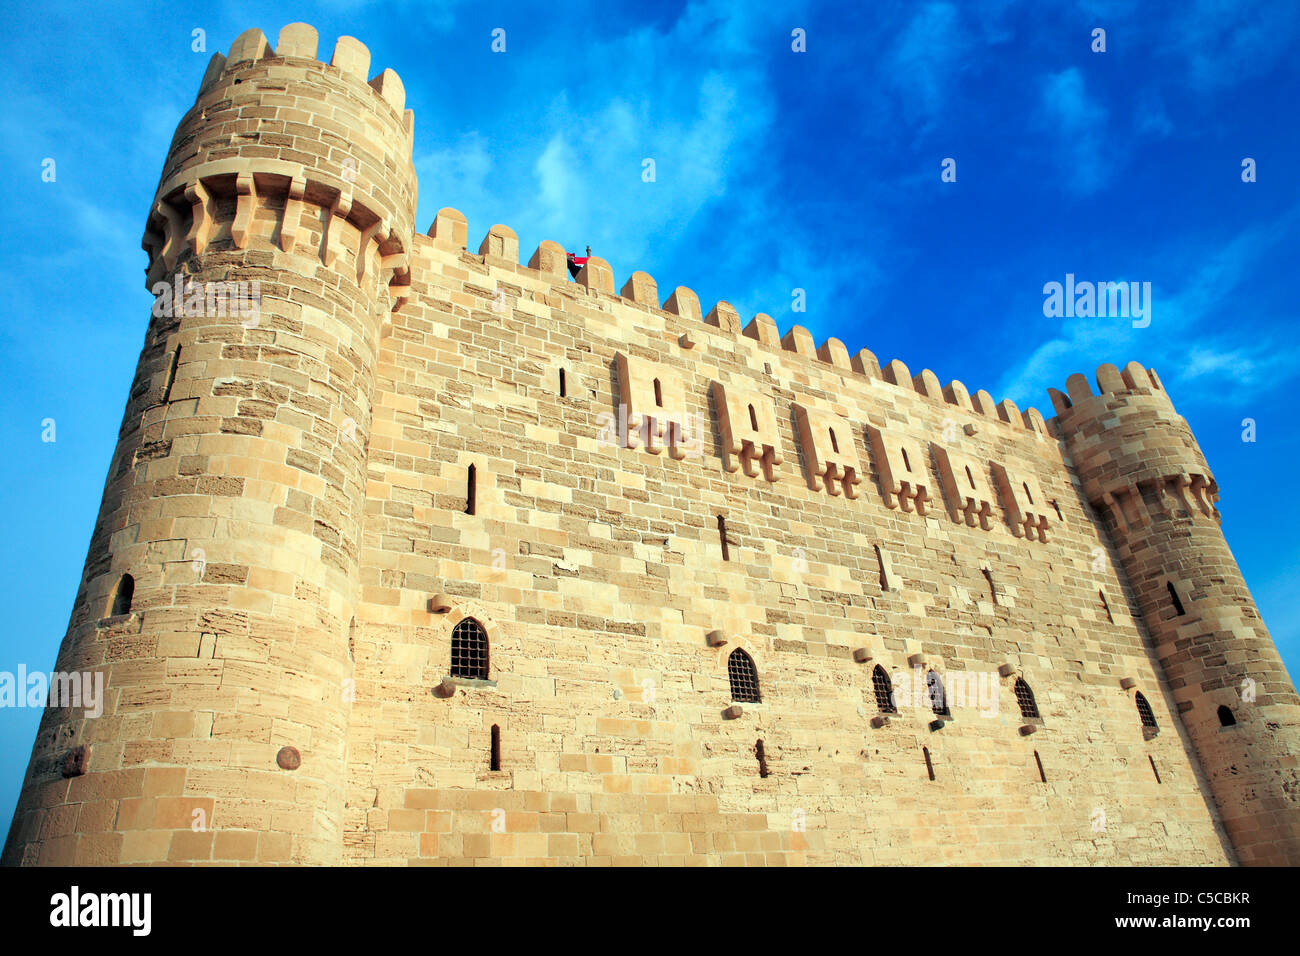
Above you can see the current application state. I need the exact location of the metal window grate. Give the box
[450,617,489,680]
[728,648,761,703]
[1014,677,1040,719]
[872,665,896,714]
[1135,691,1158,729]
[927,670,950,717]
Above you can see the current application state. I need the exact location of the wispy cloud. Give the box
[1038,67,1111,194]
[996,203,1300,410]
[887,3,973,130]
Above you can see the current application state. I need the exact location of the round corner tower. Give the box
[3,23,416,865]
[1049,361,1300,865]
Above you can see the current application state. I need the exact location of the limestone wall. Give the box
[343,220,1236,865]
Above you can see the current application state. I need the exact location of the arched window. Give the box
[728,648,761,703]
[901,448,912,472]
[1217,705,1236,727]
[1014,677,1040,720]
[872,665,896,714]
[1135,691,1158,730]
[748,404,758,431]
[109,573,134,617]
[829,428,839,454]
[450,617,489,680]
[490,724,501,770]
[465,464,477,516]
[926,669,949,717]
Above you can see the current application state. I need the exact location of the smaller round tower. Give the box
[1049,362,1300,865]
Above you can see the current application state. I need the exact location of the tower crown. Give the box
[1047,361,1218,537]
[142,23,418,309]
[1046,361,1173,421]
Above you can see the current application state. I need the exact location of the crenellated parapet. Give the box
[142,23,418,310]
[413,204,1054,443]
[1048,362,1219,537]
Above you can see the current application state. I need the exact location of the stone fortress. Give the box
[5,23,1298,866]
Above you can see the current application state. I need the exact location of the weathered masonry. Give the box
[5,23,1298,866]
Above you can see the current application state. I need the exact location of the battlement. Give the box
[1047,361,1219,535]
[1047,361,1171,419]
[416,204,1054,441]
[198,24,413,128]
[142,23,419,310]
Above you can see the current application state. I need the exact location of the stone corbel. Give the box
[280,175,306,253]
[184,180,214,256]
[1101,491,1128,535]
[357,218,387,283]
[231,172,258,249]
[324,190,353,268]
[1169,475,1196,520]
[153,199,185,273]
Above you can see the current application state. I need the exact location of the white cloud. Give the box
[415,132,494,223]
[1038,68,1111,194]
[995,206,1300,411]
[887,3,971,129]
[406,1,788,289]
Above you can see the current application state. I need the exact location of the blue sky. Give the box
[1,0,1297,831]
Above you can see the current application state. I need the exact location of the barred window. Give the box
[927,670,950,717]
[1135,691,1158,729]
[1014,677,1040,720]
[728,648,761,703]
[872,665,896,714]
[450,617,489,680]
